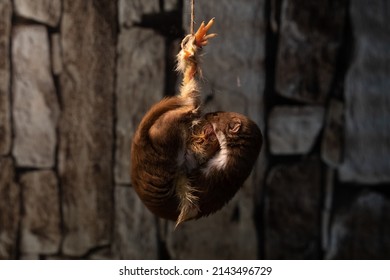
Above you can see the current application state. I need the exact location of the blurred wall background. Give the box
[0,0,389,259]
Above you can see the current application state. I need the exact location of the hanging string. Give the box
[190,0,195,34]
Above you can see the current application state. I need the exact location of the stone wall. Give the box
[0,0,389,259]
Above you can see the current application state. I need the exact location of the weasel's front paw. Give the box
[194,18,217,47]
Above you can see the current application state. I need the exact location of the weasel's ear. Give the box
[228,118,241,134]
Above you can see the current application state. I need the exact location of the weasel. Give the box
[131,19,263,226]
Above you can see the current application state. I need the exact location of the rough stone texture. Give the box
[12,25,59,168]
[265,158,322,259]
[13,0,61,27]
[20,171,61,255]
[0,158,19,259]
[167,191,258,259]
[338,0,390,184]
[0,0,12,156]
[112,186,158,259]
[119,0,159,28]
[59,1,117,256]
[275,0,347,104]
[327,192,390,259]
[115,28,165,185]
[51,33,62,75]
[321,99,344,167]
[268,106,325,155]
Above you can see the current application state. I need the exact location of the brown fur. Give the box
[189,111,263,219]
[131,105,262,224]
[130,96,219,220]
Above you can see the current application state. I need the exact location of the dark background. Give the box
[0,0,389,259]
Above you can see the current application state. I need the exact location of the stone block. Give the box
[265,158,322,259]
[275,0,347,103]
[12,25,59,168]
[327,192,390,259]
[14,0,61,27]
[338,0,390,183]
[20,170,61,254]
[268,106,324,155]
[59,0,117,256]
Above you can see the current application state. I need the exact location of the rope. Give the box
[190,0,195,34]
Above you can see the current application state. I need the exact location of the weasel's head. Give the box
[204,111,263,153]
[189,119,220,164]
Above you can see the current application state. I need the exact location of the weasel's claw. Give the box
[194,18,216,47]
[198,33,217,46]
[176,18,216,80]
